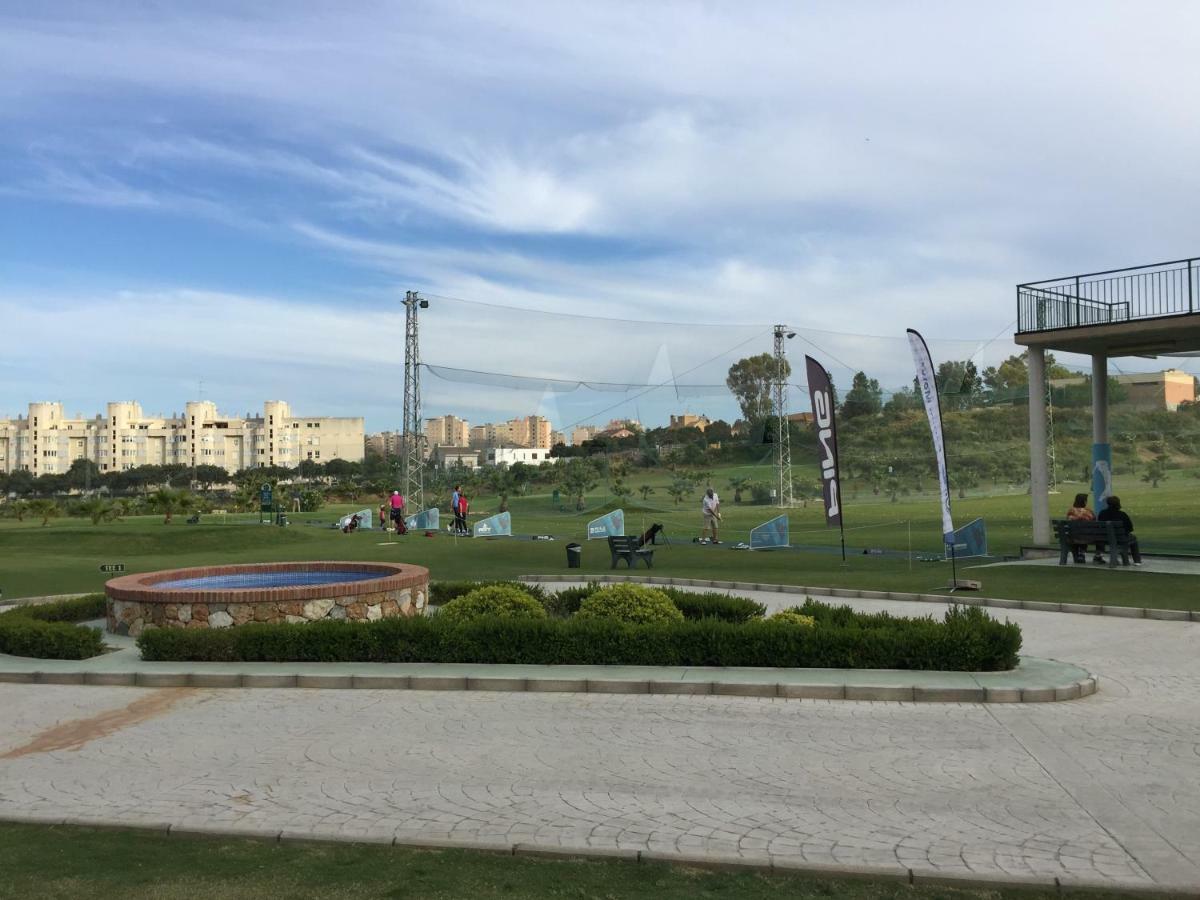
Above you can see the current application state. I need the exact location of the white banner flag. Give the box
[907,328,954,543]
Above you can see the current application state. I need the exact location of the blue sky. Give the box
[3,2,1199,432]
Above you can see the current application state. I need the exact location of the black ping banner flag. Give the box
[804,355,842,528]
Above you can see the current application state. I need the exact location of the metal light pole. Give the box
[773,325,795,508]
[401,291,429,512]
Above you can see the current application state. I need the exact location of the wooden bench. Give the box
[608,535,655,569]
[1052,519,1130,567]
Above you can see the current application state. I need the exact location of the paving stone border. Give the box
[0,662,1099,704]
[1,815,1192,897]
[518,574,1200,622]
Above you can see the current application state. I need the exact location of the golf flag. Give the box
[907,329,954,543]
[804,355,842,528]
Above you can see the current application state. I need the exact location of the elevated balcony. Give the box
[1016,256,1200,356]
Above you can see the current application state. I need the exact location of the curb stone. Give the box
[0,668,1102,705]
[518,574,1198,625]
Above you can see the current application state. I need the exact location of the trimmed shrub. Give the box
[659,588,766,622]
[574,584,684,625]
[0,617,105,660]
[437,584,548,626]
[771,609,816,628]
[5,594,107,623]
[0,594,108,659]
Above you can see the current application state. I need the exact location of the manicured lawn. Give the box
[0,824,1129,900]
[1,469,1196,609]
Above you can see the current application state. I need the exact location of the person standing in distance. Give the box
[451,484,463,534]
[700,488,721,544]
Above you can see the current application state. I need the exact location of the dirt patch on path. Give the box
[1,689,197,759]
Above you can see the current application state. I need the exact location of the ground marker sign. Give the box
[473,511,512,538]
[749,515,789,550]
[587,509,624,540]
[99,564,125,573]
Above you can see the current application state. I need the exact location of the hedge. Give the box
[438,585,548,625]
[5,594,107,623]
[0,594,108,660]
[138,603,1021,671]
[0,616,106,660]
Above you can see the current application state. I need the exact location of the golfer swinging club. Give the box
[700,488,721,544]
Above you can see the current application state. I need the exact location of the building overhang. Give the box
[1014,313,1200,358]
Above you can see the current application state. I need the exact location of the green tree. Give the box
[5,499,32,522]
[666,477,696,506]
[936,360,983,410]
[76,496,118,525]
[1142,455,1169,488]
[638,485,656,502]
[147,488,196,524]
[28,499,61,526]
[557,459,598,511]
[728,476,752,503]
[841,371,883,419]
[726,353,790,424]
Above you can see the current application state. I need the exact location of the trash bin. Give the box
[566,543,582,569]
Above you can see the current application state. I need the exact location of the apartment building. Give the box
[364,431,403,458]
[668,414,711,431]
[1116,369,1198,411]
[424,415,470,449]
[467,415,553,450]
[0,400,363,477]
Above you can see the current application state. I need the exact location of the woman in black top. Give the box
[1097,495,1142,565]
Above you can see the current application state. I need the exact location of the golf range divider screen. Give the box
[749,515,789,550]
[472,510,512,538]
[405,508,439,530]
[945,517,988,558]
[587,508,625,540]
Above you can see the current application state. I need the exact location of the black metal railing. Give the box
[1017,256,1199,333]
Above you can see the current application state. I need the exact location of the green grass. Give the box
[1,467,1197,610]
[0,824,1131,900]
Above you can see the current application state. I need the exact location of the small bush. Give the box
[437,585,548,626]
[0,617,105,660]
[771,609,816,628]
[575,584,684,625]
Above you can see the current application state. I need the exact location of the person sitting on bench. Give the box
[1065,492,1097,564]
[1097,496,1142,566]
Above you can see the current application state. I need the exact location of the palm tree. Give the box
[6,499,31,522]
[78,496,118,525]
[148,488,196,524]
[28,499,61,527]
[728,476,752,503]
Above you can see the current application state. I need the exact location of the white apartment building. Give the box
[0,400,364,477]
[485,447,555,467]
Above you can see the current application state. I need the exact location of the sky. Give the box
[2,1,1199,433]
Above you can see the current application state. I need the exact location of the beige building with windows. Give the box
[424,415,470,449]
[467,414,553,450]
[0,400,363,477]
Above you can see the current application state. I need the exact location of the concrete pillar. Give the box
[1091,354,1113,508]
[1027,347,1051,544]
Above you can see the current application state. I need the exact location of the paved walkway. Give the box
[1,589,1197,891]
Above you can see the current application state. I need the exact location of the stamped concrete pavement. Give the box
[0,591,1197,891]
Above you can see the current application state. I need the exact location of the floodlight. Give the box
[786,332,796,339]
[419,299,429,309]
